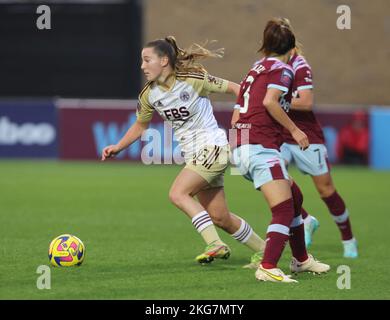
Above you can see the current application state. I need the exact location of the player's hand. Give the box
[230,109,240,128]
[101,145,120,161]
[231,108,240,128]
[291,128,309,150]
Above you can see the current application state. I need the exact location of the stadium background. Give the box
[1,0,390,300]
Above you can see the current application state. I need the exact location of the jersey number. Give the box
[314,148,321,164]
[240,76,255,114]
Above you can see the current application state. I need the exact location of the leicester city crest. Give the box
[180,90,190,102]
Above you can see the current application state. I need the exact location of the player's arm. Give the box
[101,120,149,161]
[197,73,240,126]
[228,82,241,127]
[291,89,314,111]
[226,81,240,97]
[102,86,154,161]
[263,88,309,150]
[291,66,314,111]
[202,73,239,96]
[231,108,240,127]
[231,83,244,127]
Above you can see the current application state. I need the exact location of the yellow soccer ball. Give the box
[48,234,85,267]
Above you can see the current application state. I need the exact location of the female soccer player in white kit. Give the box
[102,36,265,264]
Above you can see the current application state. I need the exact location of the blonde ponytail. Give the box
[145,35,224,73]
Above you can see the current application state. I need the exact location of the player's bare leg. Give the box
[311,172,335,199]
[196,187,240,234]
[197,187,265,267]
[261,179,292,208]
[169,168,229,263]
[169,168,209,216]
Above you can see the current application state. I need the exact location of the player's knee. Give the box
[210,212,231,230]
[317,183,335,198]
[211,216,225,228]
[168,190,185,207]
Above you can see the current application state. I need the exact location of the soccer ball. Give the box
[48,234,85,267]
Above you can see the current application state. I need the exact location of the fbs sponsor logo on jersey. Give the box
[280,69,293,87]
[163,107,190,120]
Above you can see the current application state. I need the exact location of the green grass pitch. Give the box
[0,160,389,299]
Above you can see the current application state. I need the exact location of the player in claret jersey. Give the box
[279,18,358,258]
[232,19,330,283]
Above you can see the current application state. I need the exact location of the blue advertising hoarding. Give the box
[0,100,58,158]
[370,107,390,170]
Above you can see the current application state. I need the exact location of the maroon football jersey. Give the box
[282,54,325,144]
[234,57,294,150]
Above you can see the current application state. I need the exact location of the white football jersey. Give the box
[137,71,229,162]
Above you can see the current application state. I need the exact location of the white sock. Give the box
[303,215,312,224]
[232,218,265,252]
[191,211,223,246]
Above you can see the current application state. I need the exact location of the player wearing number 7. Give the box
[102,36,266,265]
[231,19,330,282]
[278,18,358,258]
